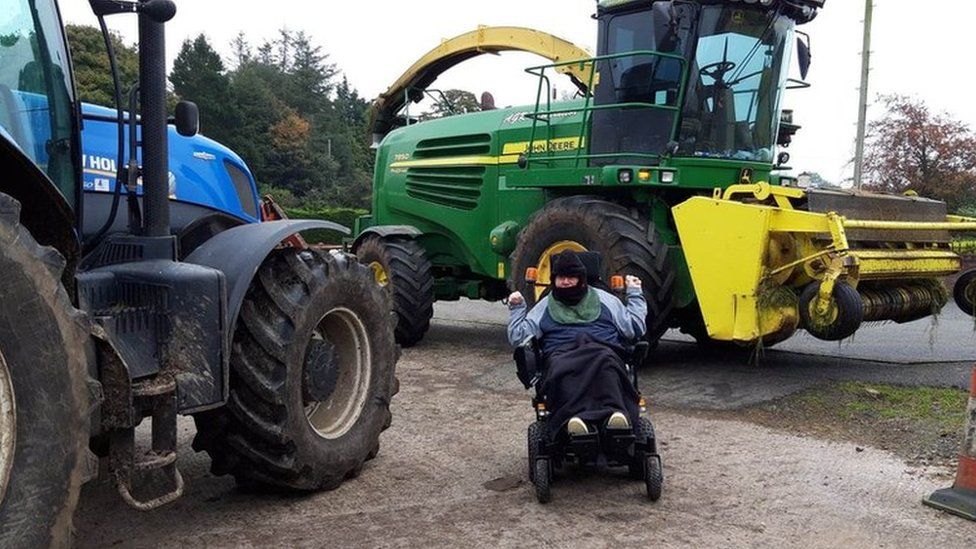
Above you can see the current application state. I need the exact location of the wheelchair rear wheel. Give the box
[527,422,543,482]
[534,458,552,504]
[629,417,655,479]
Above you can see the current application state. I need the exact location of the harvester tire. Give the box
[511,196,675,348]
[799,281,863,341]
[953,269,976,316]
[355,236,435,347]
[0,193,90,549]
[193,249,397,491]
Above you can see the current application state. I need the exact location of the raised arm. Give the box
[623,278,648,338]
[600,276,648,342]
[507,291,542,347]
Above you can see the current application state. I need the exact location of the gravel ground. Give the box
[74,302,976,547]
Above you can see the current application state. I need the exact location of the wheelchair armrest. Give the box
[513,339,543,390]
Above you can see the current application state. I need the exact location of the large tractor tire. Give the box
[193,249,398,491]
[0,194,91,548]
[354,236,435,347]
[510,196,675,348]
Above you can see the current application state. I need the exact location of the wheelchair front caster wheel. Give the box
[644,455,663,501]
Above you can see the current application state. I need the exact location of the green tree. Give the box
[286,31,337,115]
[222,62,283,183]
[163,29,375,209]
[170,34,237,142]
[422,89,481,120]
[65,24,138,107]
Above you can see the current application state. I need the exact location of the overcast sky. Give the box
[60,1,972,184]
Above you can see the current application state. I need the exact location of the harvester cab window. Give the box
[678,6,794,163]
[590,3,694,166]
[0,0,77,207]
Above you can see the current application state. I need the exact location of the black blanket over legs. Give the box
[541,333,640,438]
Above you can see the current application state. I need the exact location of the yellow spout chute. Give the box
[369,26,593,141]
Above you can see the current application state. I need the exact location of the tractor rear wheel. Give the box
[0,194,90,548]
[355,236,435,347]
[511,196,675,348]
[193,249,398,491]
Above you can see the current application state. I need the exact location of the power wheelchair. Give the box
[513,252,664,503]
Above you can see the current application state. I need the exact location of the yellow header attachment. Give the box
[673,183,976,345]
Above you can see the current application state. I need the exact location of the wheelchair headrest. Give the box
[549,251,605,288]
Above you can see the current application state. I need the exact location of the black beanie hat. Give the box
[550,251,588,306]
[551,251,587,280]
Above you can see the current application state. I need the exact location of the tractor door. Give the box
[0,0,80,208]
[589,2,695,166]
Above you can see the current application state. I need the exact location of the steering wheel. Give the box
[699,61,737,83]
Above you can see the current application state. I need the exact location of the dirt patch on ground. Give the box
[727,381,970,468]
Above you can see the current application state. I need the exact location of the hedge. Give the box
[283,207,368,245]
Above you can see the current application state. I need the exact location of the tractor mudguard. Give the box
[351,225,422,251]
[184,219,349,331]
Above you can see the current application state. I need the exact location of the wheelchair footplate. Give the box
[562,431,601,463]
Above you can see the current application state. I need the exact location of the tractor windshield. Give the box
[0,0,78,207]
[677,6,794,162]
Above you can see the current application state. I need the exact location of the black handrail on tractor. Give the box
[522,49,689,169]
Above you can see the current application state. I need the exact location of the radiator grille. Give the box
[413,133,491,158]
[406,166,486,210]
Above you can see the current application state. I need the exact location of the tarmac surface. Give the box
[74,300,976,547]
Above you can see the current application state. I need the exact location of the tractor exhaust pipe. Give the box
[137,0,176,237]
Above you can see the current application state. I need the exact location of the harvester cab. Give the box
[1,1,397,544]
[588,0,812,167]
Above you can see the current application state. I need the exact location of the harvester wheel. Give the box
[193,249,397,491]
[799,281,863,341]
[0,193,90,549]
[953,269,976,316]
[511,196,675,348]
[355,236,435,347]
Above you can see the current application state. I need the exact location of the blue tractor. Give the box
[0,1,397,545]
[79,102,264,256]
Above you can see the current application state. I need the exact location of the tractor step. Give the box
[110,377,184,511]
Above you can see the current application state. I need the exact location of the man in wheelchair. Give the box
[508,250,663,502]
[508,250,647,437]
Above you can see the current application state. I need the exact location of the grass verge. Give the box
[737,381,969,467]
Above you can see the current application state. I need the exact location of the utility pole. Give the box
[853,0,874,190]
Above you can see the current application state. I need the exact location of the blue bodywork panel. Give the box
[80,103,262,224]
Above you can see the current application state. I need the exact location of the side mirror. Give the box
[796,35,812,81]
[175,100,199,137]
